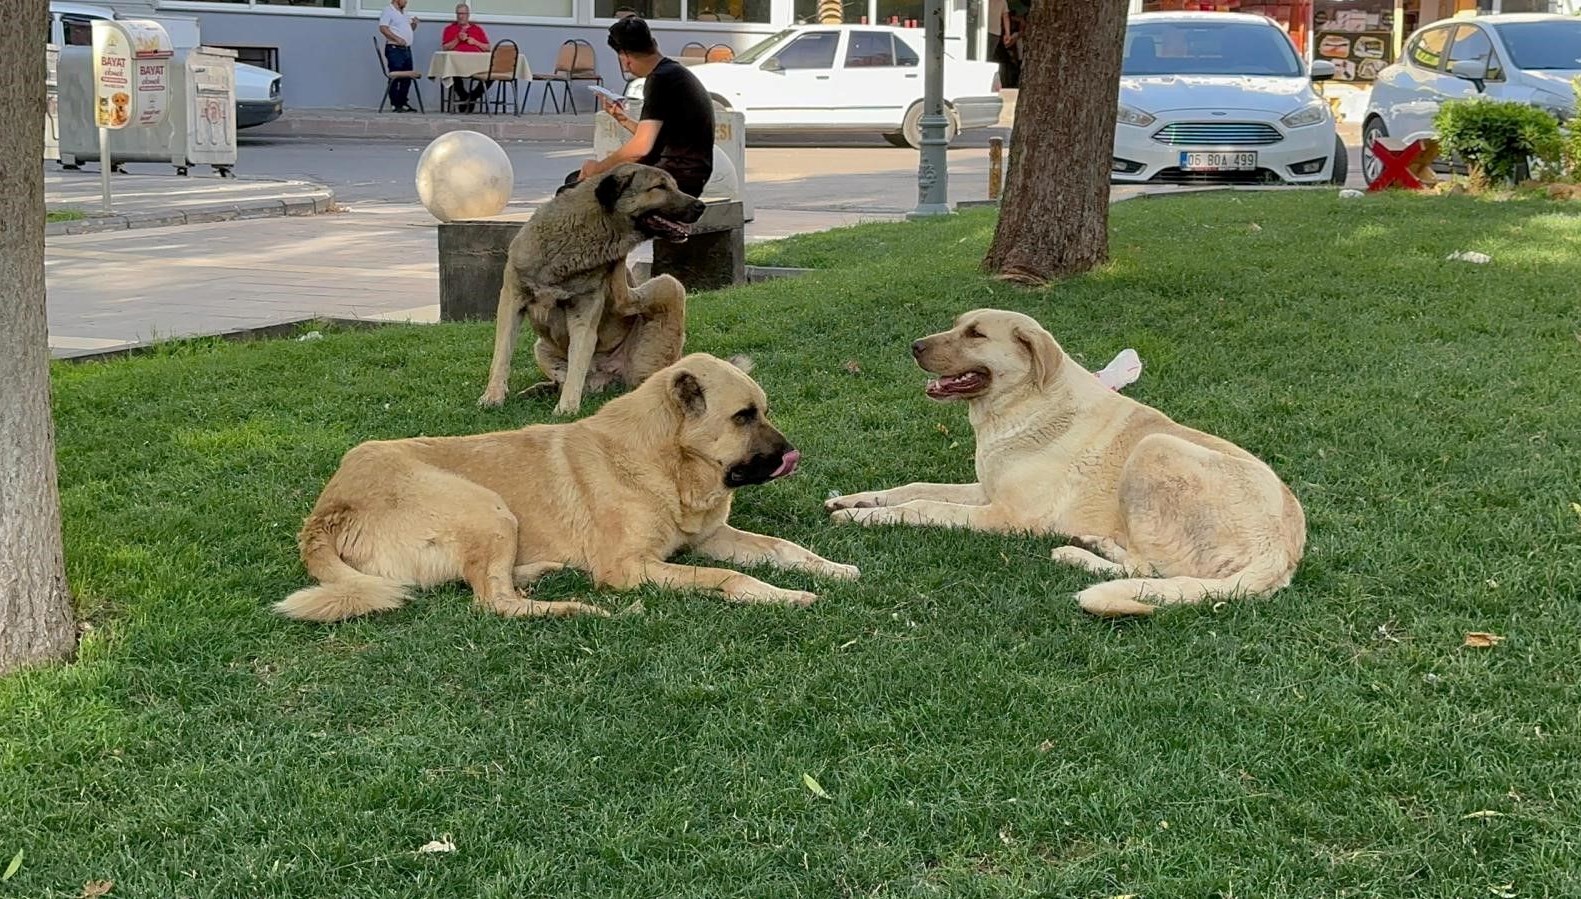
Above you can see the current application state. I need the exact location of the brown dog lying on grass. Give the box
[826,309,1305,618]
[278,354,858,622]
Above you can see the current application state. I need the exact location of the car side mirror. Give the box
[761,56,783,73]
[1309,60,1336,82]
[1449,59,1488,93]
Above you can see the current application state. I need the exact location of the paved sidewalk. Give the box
[43,183,1229,358]
[43,203,904,358]
[46,168,334,236]
[250,107,596,142]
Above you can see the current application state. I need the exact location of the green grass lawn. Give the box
[46,210,85,224]
[6,192,1581,898]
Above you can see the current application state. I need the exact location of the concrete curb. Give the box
[51,316,401,363]
[46,190,336,236]
[251,113,594,143]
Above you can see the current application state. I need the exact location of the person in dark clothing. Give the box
[563,16,715,199]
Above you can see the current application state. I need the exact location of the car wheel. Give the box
[1360,117,1388,185]
[901,102,959,150]
[1329,133,1349,185]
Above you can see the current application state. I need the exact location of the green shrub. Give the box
[1567,77,1581,181]
[1434,97,1564,187]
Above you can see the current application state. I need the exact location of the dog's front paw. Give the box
[478,385,508,408]
[777,589,818,608]
[830,506,893,527]
[825,491,885,513]
[821,562,861,581]
[552,398,582,417]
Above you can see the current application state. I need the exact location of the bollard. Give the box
[988,137,1003,201]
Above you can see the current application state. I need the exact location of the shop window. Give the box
[61,14,100,45]
[598,0,767,21]
[874,0,923,26]
[373,0,572,16]
[793,0,866,23]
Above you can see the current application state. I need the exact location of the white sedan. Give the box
[1113,11,1345,185]
[1361,13,1580,182]
[627,25,1002,148]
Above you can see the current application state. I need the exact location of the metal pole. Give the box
[99,127,112,213]
[908,0,951,218]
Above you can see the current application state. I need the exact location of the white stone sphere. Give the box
[701,146,739,201]
[415,130,514,222]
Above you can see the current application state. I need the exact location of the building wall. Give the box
[151,0,984,110]
[185,9,775,108]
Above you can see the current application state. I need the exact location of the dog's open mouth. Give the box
[770,449,800,479]
[925,370,989,399]
[639,213,691,243]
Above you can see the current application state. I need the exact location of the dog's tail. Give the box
[1075,558,1296,619]
[274,516,409,622]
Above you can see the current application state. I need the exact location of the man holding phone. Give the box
[563,17,715,199]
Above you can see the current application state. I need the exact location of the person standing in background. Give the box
[440,4,490,113]
[378,0,420,113]
[999,0,1027,90]
[988,0,1008,86]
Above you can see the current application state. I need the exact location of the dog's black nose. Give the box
[911,340,926,357]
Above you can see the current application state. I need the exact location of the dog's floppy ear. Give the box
[595,170,635,212]
[671,370,707,415]
[1013,325,1061,390]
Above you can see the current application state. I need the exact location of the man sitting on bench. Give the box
[559,16,715,202]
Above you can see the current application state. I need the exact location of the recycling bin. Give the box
[57,45,238,176]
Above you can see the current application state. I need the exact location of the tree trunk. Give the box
[984,0,1130,285]
[1,0,77,675]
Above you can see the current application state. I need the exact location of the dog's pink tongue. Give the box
[771,450,801,479]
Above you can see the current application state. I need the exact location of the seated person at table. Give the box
[441,4,490,112]
[563,16,714,201]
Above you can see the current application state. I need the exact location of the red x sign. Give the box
[1368,137,1438,192]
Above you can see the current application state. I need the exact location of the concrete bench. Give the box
[436,199,746,323]
[650,199,744,292]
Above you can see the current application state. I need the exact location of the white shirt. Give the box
[379,4,415,47]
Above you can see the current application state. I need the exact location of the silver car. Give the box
[1360,13,1580,181]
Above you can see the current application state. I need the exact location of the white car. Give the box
[1113,11,1345,185]
[627,25,1002,148]
[1361,13,1580,182]
[49,1,283,128]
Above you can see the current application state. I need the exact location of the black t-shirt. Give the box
[639,57,715,196]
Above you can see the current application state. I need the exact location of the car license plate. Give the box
[1179,151,1257,171]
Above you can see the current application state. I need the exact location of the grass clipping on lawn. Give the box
[6,192,1581,896]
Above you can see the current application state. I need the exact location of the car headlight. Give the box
[1281,101,1328,128]
[1117,104,1156,128]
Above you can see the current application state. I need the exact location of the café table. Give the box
[427,50,532,113]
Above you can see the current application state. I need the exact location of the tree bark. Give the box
[1,0,77,675]
[984,0,1130,285]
